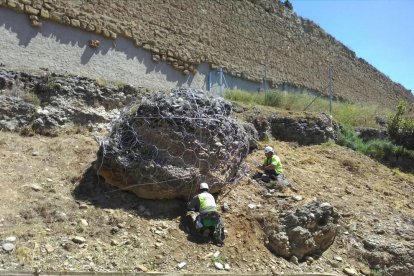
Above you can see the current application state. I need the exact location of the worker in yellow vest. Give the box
[187,182,217,229]
[258,146,283,181]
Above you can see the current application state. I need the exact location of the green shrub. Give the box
[370,268,384,276]
[264,91,283,107]
[337,126,365,151]
[387,101,414,150]
[337,126,414,169]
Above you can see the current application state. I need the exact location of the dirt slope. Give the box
[0,131,413,275]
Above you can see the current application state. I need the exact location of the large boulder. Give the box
[96,89,250,199]
[267,200,339,260]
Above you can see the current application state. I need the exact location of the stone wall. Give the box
[0,8,262,93]
[1,0,413,109]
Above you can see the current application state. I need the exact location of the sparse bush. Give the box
[95,78,109,87]
[16,246,33,264]
[95,78,125,90]
[21,90,41,106]
[45,77,60,90]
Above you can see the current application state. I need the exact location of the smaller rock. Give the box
[177,262,187,269]
[320,202,331,208]
[224,263,231,270]
[79,219,88,226]
[213,251,220,258]
[222,202,230,212]
[54,211,67,222]
[136,264,148,272]
[360,267,371,275]
[79,203,88,210]
[290,256,299,265]
[306,256,314,264]
[31,184,43,191]
[293,195,303,201]
[32,151,39,156]
[62,242,75,252]
[248,203,257,209]
[2,243,15,252]
[46,178,52,182]
[203,252,214,259]
[334,256,343,262]
[72,236,86,244]
[348,222,357,231]
[343,267,358,276]
[214,262,224,270]
[45,244,54,253]
[4,236,16,243]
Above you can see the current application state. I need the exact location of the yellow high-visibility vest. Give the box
[198,192,217,214]
[263,155,283,175]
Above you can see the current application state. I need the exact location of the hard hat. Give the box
[199,182,209,190]
[264,146,274,154]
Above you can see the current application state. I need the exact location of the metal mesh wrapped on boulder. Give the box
[96,88,249,199]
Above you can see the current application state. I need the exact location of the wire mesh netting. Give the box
[95,88,250,200]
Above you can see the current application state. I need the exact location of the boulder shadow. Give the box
[72,164,186,220]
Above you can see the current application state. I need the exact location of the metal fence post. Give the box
[219,67,223,97]
[328,65,333,115]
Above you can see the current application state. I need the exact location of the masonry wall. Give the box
[0,0,413,108]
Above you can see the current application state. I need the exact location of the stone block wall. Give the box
[1,0,413,109]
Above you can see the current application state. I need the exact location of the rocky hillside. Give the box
[1,0,413,109]
[0,69,413,275]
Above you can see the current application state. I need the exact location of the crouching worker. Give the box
[187,182,217,230]
[253,146,297,192]
[258,146,283,182]
[186,182,226,245]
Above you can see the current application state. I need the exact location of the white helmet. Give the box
[199,182,209,190]
[264,146,274,154]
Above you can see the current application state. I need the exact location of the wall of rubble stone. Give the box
[0,0,413,108]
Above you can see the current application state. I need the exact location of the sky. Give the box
[290,0,414,93]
